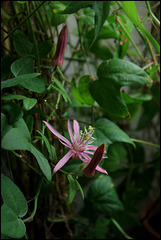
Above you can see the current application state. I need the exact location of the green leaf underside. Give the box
[90,59,150,118]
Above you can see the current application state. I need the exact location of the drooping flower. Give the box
[52,25,67,66]
[83,143,108,177]
[43,119,108,175]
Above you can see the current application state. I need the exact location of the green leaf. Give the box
[29,144,52,181]
[11,56,35,77]
[61,1,111,45]
[90,40,113,60]
[13,118,31,141]
[1,128,31,151]
[10,56,47,93]
[13,30,33,56]
[87,175,124,214]
[60,1,96,14]
[36,130,57,161]
[1,55,14,80]
[2,94,37,111]
[103,143,127,172]
[23,98,37,110]
[1,204,26,239]
[90,59,151,118]
[1,174,28,217]
[93,118,135,148]
[21,76,47,93]
[1,113,12,139]
[91,1,111,45]
[62,157,83,174]
[1,73,41,89]
[89,218,110,239]
[34,41,53,59]
[122,1,160,53]
[67,175,84,205]
[2,102,23,124]
[71,75,94,105]
[51,13,68,26]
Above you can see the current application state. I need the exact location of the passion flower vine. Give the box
[43,120,108,175]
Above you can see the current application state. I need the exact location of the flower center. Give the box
[72,126,96,154]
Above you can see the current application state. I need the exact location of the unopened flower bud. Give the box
[83,143,107,177]
[52,25,67,66]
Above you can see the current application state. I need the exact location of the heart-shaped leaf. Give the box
[1,174,28,218]
[90,59,151,118]
[87,175,124,214]
[1,204,26,239]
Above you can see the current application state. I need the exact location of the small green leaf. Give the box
[1,204,26,239]
[1,128,30,151]
[29,144,52,181]
[23,98,37,110]
[67,175,84,205]
[1,174,28,218]
[52,77,71,103]
[13,30,33,56]
[93,118,135,148]
[1,73,41,89]
[87,175,124,214]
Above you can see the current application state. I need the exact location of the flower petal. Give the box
[43,121,71,146]
[59,139,71,148]
[68,120,74,143]
[85,145,98,151]
[77,153,88,162]
[95,165,108,175]
[73,120,80,140]
[53,150,73,174]
[81,152,91,160]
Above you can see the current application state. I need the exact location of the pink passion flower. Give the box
[43,120,108,175]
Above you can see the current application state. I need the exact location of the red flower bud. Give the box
[83,143,106,177]
[52,25,67,66]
